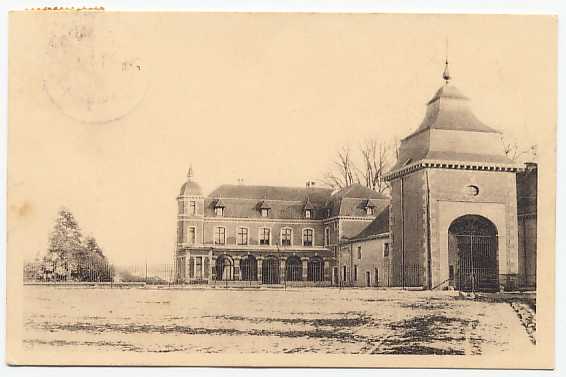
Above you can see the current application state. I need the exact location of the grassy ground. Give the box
[22,286,535,355]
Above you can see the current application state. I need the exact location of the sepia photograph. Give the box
[5,10,557,369]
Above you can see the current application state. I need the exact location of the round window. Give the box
[464,185,480,196]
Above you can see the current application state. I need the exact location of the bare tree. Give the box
[321,138,398,194]
[500,135,537,162]
[321,145,360,189]
[359,138,394,194]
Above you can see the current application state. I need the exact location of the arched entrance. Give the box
[240,255,258,281]
[285,256,302,281]
[448,215,498,291]
[307,256,324,282]
[262,256,280,284]
[215,255,234,281]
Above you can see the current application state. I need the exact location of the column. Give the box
[324,259,331,282]
[200,256,205,280]
[211,256,217,281]
[280,258,286,283]
[202,255,210,280]
[301,257,309,281]
[193,256,198,279]
[257,258,263,283]
[234,257,241,280]
[184,252,191,282]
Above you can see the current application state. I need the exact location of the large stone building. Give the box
[175,172,388,286]
[175,63,537,291]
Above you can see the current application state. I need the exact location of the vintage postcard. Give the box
[6,11,556,368]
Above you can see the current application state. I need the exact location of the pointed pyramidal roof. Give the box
[386,61,515,176]
[407,61,499,138]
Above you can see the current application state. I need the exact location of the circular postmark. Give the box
[42,13,149,124]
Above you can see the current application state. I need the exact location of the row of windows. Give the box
[185,204,314,219]
[216,207,313,219]
[184,227,318,247]
[183,201,375,218]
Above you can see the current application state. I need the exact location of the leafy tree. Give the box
[45,208,85,280]
[39,208,114,282]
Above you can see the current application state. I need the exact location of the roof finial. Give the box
[442,39,451,85]
[443,59,451,85]
[187,165,193,180]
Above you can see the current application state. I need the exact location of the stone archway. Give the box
[215,255,234,281]
[262,256,280,284]
[448,215,499,291]
[285,256,302,281]
[307,256,324,282]
[240,255,258,281]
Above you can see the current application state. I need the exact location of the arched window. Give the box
[281,228,292,246]
[303,228,314,247]
[214,227,226,245]
[259,228,271,245]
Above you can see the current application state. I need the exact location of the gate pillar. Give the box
[257,257,263,283]
[234,257,241,280]
[301,257,308,281]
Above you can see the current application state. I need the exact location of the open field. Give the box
[22,286,534,355]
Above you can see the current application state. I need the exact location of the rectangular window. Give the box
[357,246,362,259]
[281,228,292,246]
[383,242,390,257]
[214,227,225,245]
[237,227,248,245]
[324,227,330,246]
[259,228,270,245]
[189,201,197,215]
[303,229,313,247]
[187,227,196,244]
[305,209,312,219]
[353,265,358,281]
[342,266,347,281]
[215,207,224,216]
[261,208,269,217]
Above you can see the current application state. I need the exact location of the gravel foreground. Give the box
[23,286,535,355]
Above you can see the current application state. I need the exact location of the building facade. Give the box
[175,172,388,286]
[174,63,537,291]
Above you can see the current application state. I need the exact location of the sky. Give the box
[8,12,556,265]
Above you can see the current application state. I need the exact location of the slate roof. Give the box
[179,180,203,196]
[388,83,515,174]
[204,183,391,219]
[349,206,390,241]
[208,184,332,203]
[410,84,499,137]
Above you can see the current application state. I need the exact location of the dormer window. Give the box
[305,209,312,219]
[214,199,225,217]
[259,201,271,217]
[363,199,376,216]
